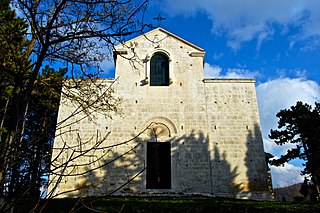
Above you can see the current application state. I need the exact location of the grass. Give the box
[14,196,320,213]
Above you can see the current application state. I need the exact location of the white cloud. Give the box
[224,68,260,79]
[204,63,260,79]
[256,78,320,142]
[263,137,296,157]
[204,63,222,78]
[256,77,320,187]
[270,163,305,188]
[161,0,320,50]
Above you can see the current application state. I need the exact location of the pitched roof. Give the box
[116,27,205,52]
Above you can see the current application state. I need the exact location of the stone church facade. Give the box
[48,28,272,200]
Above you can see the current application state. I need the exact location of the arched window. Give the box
[150,53,169,86]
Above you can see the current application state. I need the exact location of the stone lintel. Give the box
[189,52,205,57]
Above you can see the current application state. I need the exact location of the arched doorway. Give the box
[141,118,177,189]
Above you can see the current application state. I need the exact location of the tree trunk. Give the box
[0,98,10,195]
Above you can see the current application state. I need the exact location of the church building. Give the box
[48,28,273,200]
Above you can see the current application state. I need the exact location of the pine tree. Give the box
[0,0,32,196]
[270,101,320,201]
[1,0,147,206]
[13,66,65,197]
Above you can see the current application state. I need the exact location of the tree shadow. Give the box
[49,138,145,198]
[245,123,273,200]
[48,129,243,199]
[47,123,273,205]
[170,131,242,196]
[211,146,242,197]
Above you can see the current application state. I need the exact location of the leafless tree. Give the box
[1,0,150,211]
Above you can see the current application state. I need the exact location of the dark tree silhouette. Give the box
[299,177,309,198]
[1,0,149,211]
[269,101,320,201]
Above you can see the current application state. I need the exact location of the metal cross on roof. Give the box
[153,14,166,27]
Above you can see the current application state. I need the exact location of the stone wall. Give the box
[48,28,272,200]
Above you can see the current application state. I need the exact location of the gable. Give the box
[115,28,205,54]
[113,27,206,83]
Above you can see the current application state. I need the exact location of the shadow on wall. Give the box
[170,131,242,196]
[62,140,146,197]
[245,123,273,198]
[49,129,246,198]
[49,125,272,200]
[212,146,242,196]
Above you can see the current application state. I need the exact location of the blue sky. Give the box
[12,0,319,190]
[145,0,320,188]
[116,0,320,188]
[59,0,320,188]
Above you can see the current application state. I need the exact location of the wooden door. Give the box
[146,142,171,189]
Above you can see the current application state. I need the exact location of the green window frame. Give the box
[150,53,169,86]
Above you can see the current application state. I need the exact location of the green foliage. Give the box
[0,65,64,198]
[14,66,64,197]
[0,0,65,199]
[0,0,33,199]
[0,0,147,206]
[0,0,32,137]
[0,0,31,90]
[269,101,320,200]
[14,197,320,213]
